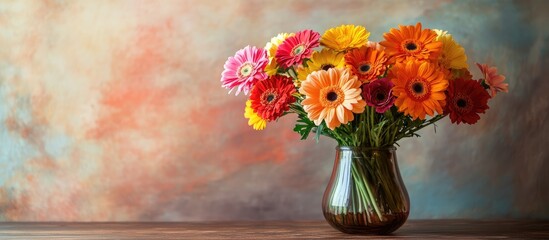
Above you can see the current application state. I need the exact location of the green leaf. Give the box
[293,116,315,140]
[314,123,324,143]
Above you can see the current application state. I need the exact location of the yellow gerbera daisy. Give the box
[434,29,468,69]
[296,49,345,87]
[264,33,294,76]
[244,100,267,130]
[264,59,279,76]
[320,25,370,52]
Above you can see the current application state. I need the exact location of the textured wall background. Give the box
[0,0,547,221]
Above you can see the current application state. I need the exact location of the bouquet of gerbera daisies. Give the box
[220,23,508,147]
[221,23,509,234]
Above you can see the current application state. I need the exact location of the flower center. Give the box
[406,78,431,101]
[376,92,386,101]
[239,63,254,77]
[320,86,345,108]
[326,91,338,101]
[412,82,424,94]
[321,64,335,71]
[454,95,473,113]
[406,43,417,51]
[359,63,371,73]
[457,99,466,108]
[260,90,278,106]
[370,87,390,104]
[292,44,305,56]
[402,40,420,53]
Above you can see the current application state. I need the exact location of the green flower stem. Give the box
[369,107,375,139]
[351,160,384,221]
[351,165,371,212]
[289,103,307,115]
[332,130,349,146]
[395,115,445,142]
[356,160,384,221]
[352,181,363,213]
[390,122,399,146]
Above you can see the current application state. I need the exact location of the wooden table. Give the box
[0,220,548,239]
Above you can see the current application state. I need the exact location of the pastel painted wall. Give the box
[0,0,547,221]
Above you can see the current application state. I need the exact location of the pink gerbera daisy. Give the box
[275,29,320,68]
[476,63,508,97]
[221,46,269,95]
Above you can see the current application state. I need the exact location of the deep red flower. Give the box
[250,76,296,121]
[445,77,490,124]
[362,78,395,113]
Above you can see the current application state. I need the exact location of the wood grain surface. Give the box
[0,220,548,239]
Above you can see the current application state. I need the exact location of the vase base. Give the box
[324,212,408,235]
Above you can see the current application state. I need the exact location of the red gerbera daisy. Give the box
[275,29,320,68]
[250,76,297,121]
[445,77,490,124]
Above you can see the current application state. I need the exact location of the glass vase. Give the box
[322,146,409,234]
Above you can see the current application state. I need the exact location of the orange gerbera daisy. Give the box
[299,68,366,130]
[390,60,449,120]
[380,23,442,64]
[345,46,388,83]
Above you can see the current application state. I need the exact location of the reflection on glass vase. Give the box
[322,146,410,234]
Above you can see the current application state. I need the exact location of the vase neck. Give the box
[337,146,396,151]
